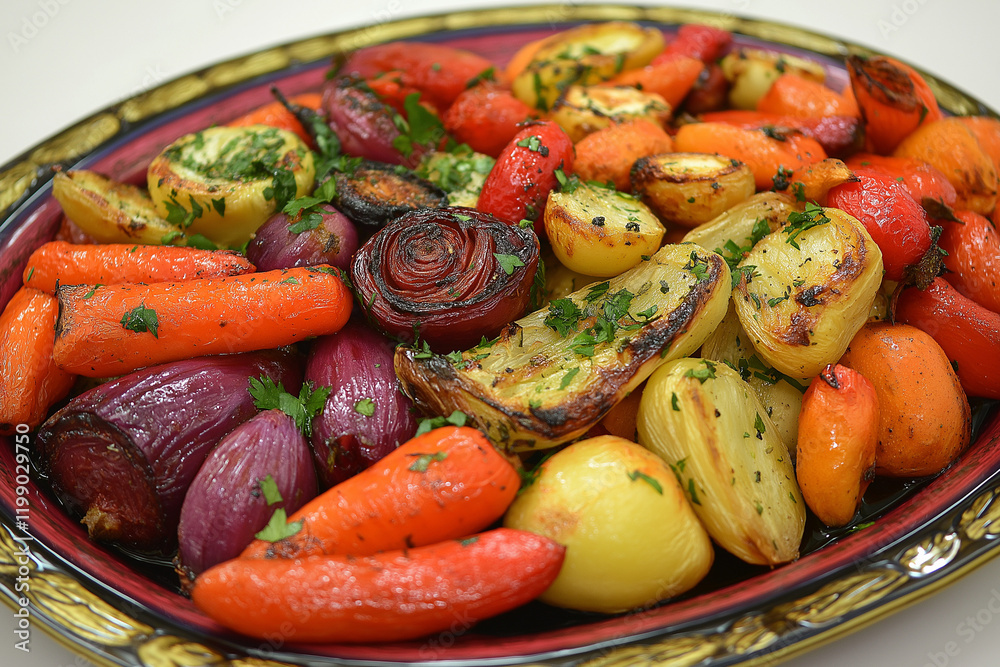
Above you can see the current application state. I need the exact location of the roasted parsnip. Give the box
[637,357,805,566]
[52,171,186,245]
[720,48,826,110]
[395,243,732,451]
[549,85,671,143]
[630,153,755,228]
[733,205,883,379]
[544,180,665,277]
[147,125,315,247]
[511,21,664,111]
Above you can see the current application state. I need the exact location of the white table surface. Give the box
[2,0,999,665]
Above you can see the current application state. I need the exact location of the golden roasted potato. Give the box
[147,124,315,247]
[51,170,186,245]
[414,147,495,208]
[543,256,601,304]
[681,191,801,256]
[511,21,664,111]
[549,85,671,143]
[733,205,883,379]
[700,301,807,455]
[720,48,826,110]
[504,435,713,613]
[631,153,755,228]
[544,180,665,277]
[395,243,732,451]
[637,358,806,565]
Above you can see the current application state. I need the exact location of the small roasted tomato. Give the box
[845,153,957,213]
[937,209,1000,314]
[340,41,495,111]
[443,82,536,158]
[477,120,575,227]
[827,166,937,285]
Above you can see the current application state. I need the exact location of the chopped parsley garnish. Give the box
[248,376,330,437]
[684,360,717,384]
[494,253,525,275]
[683,251,711,282]
[408,451,448,472]
[414,410,468,436]
[516,134,549,156]
[392,92,447,158]
[559,367,580,390]
[255,507,302,542]
[466,66,496,88]
[120,304,159,338]
[671,392,680,411]
[353,397,376,417]
[784,203,831,250]
[628,470,664,495]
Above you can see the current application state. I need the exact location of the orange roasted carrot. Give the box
[0,288,75,434]
[846,55,942,154]
[241,426,520,559]
[698,110,863,157]
[22,241,255,295]
[756,73,859,118]
[194,528,565,643]
[957,116,1000,172]
[774,158,857,205]
[228,92,322,145]
[574,119,674,191]
[601,55,703,108]
[674,121,827,190]
[503,33,558,84]
[52,265,351,377]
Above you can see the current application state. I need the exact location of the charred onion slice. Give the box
[395,243,732,451]
[352,207,539,350]
[334,160,447,228]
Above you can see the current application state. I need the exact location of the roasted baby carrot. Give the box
[573,119,674,192]
[602,55,704,108]
[673,122,827,190]
[228,92,322,145]
[756,73,859,118]
[698,110,863,157]
[194,528,565,643]
[0,288,75,434]
[22,241,255,295]
[52,265,351,377]
[846,54,942,154]
[241,426,520,559]
[774,158,857,205]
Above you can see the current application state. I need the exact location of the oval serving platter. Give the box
[1,5,999,667]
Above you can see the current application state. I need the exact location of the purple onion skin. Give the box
[246,204,359,271]
[35,350,302,554]
[176,409,317,585]
[321,76,426,167]
[306,319,417,488]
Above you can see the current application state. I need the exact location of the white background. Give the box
[1,1,999,666]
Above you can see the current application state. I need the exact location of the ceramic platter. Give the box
[0,5,998,667]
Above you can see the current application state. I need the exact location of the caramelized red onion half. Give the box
[305,319,417,489]
[35,351,302,553]
[351,207,540,350]
[176,409,317,585]
[245,204,358,271]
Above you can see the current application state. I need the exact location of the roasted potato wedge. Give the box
[631,153,755,228]
[550,85,671,143]
[51,170,186,245]
[511,21,664,111]
[734,205,883,379]
[504,435,713,613]
[543,255,601,304]
[395,243,732,451]
[544,181,665,277]
[720,48,826,110]
[637,357,805,565]
[681,191,801,257]
[147,124,315,247]
[700,301,807,455]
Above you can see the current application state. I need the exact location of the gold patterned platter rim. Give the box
[0,5,999,667]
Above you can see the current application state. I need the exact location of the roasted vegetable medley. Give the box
[3,19,1000,645]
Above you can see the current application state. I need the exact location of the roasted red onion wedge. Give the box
[351,207,540,350]
[35,351,302,553]
[176,409,317,586]
[245,204,358,271]
[322,76,424,167]
[305,319,417,488]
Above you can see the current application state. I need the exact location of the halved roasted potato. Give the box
[544,181,665,277]
[147,124,315,246]
[543,255,601,304]
[681,191,801,258]
[733,205,883,379]
[415,147,495,208]
[52,170,186,245]
[550,85,671,143]
[631,153,755,228]
[637,357,805,565]
[395,243,732,451]
[720,48,826,110]
[699,301,807,455]
[511,21,665,111]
